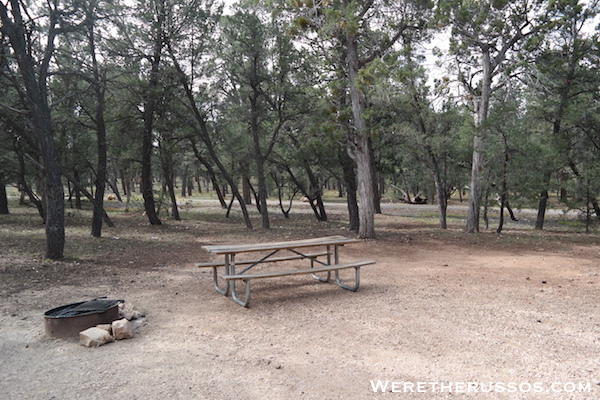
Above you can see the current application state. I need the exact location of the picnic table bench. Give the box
[198,236,375,307]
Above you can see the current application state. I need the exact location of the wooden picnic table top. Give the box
[201,235,360,255]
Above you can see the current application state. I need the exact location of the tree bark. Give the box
[304,163,327,222]
[427,147,447,229]
[167,44,252,228]
[140,1,164,226]
[249,70,270,229]
[162,160,180,221]
[340,149,359,231]
[242,175,252,205]
[141,109,161,225]
[1,0,65,259]
[87,12,108,238]
[535,186,548,230]
[465,50,492,233]
[15,143,45,220]
[282,165,326,222]
[181,165,189,197]
[189,141,228,209]
[0,178,9,214]
[346,31,375,238]
[369,137,381,214]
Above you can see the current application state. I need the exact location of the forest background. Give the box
[1,0,599,260]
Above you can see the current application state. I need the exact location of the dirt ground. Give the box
[1,202,599,400]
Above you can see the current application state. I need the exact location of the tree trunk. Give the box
[497,134,509,234]
[483,187,490,231]
[82,6,110,237]
[163,162,180,221]
[168,46,252,228]
[140,3,164,226]
[189,141,228,209]
[282,165,325,222]
[427,147,447,229]
[465,50,492,233]
[15,143,45,220]
[242,175,252,204]
[0,178,9,214]
[187,176,193,196]
[1,0,64,259]
[141,116,161,225]
[346,31,375,238]
[181,165,188,197]
[340,150,359,231]
[497,194,506,234]
[369,137,381,214]
[250,83,270,229]
[106,167,122,202]
[305,163,327,222]
[60,168,115,228]
[91,111,108,237]
[72,169,82,209]
[90,54,108,237]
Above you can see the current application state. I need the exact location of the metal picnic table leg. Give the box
[229,258,251,307]
[335,266,361,291]
[333,244,360,290]
[213,254,231,296]
[311,245,331,282]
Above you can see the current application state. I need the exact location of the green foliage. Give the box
[1,0,599,237]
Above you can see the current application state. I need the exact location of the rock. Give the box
[80,327,114,347]
[119,302,145,320]
[96,324,113,334]
[112,318,134,340]
[131,317,148,332]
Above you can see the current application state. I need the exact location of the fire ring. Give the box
[44,299,123,339]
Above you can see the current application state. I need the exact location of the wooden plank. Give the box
[195,251,329,268]
[202,235,360,255]
[222,260,375,281]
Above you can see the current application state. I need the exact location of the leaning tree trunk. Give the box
[15,143,45,220]
[305,163,327,222]
[189,141,228,209]
[168,44,252,228]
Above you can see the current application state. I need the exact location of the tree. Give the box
[440,0,547,232]
[113,0,173,225]
[280,0,433,238]
[219,10,274,229]
[162,0,255,228]
[83,0,111,236]
[1,0,66,259]
[392,45,456,229]
[218,8,312,229]
[57,0,119,236]
[526,0,600,229]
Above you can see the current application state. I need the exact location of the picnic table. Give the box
[197,235,375,307]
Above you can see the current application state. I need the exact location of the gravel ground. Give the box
[1,207,599,400]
